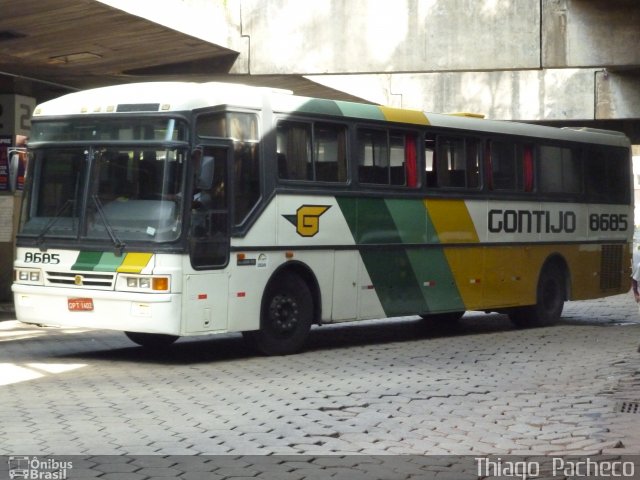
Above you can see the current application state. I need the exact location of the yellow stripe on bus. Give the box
[424,199,479,243]
[379,106,430,125]
[116,253,154,273]
[424,199,481,309]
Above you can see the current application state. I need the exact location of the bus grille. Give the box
[45,271,116,290]
[600,244,623,291]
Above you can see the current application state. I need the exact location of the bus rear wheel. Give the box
[510,263,565,328]
[244,272,313,356]
[125,331,179,349]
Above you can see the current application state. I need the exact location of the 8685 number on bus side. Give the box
[589,213,628,232]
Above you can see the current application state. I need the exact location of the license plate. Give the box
[68,298,94,312]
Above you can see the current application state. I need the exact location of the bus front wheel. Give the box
[510,263,565,328]
[244,272,313,356]
[124,331,179,349]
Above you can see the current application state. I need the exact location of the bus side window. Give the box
[277,121,312,181]
[195,111,261,225]
[538,145,581,194]
[389,132,406,186]
[434,136,480,189]
[425,137,436,187]
[314,123,348,183]
[358,128,388,184]
[234,141,259,224]
[466,139,481,188]
[585,146,629,204]
[358,128,418,187]
[489,141,520,191]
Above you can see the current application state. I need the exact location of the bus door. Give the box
[184,144,232,334]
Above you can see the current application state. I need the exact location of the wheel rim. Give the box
[268,293,300,335]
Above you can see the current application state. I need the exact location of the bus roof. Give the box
[33,81,630,148]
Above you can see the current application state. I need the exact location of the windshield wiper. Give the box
[92,195,126,256]
[36,199,74,250]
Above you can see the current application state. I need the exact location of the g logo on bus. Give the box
[74,275,83,286]
[283,205,331,237]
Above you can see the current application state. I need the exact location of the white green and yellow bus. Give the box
[13,82,632,354]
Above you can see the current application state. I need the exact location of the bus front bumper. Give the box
[12,284,182,336]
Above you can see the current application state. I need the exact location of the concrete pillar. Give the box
[543,0,640,68]
[596,71,640,120]
[0,94,35,301]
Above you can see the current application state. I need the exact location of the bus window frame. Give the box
[274,115,352,187]
[482,135,542,198]
[536,142,584,200]
[193,107,264,231]
[354,123,423,191]
[188,141,233,270]
[427,134,484,192]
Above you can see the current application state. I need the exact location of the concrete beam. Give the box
[596,70,640,119]
[240,0,540,74]
[308,69,598,121]
[543,0,640,68]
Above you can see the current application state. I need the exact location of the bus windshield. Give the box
[19,145,187,245]
[30,117,188,143]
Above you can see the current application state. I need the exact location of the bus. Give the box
[12,81,633,355]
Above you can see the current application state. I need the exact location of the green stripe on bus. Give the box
[71,251,104,271]
[93,252,123,272]
[336,197,465,315]
[360,248,428,316]
[384,198,430,243]
[359,197,403,244]
[405,248,465,313]
[335,101,386,121]
[337,197,424,314]
[296,99,343,117]
[385,198,465,312]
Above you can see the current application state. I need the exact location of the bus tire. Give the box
[510,262,565,328]
[124,331,179,349]
[245,272,313,356]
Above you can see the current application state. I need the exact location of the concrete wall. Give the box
[596,71,640,120]
[240,0,540,74]
[307,69,599,120]
[543,0,640,68]
[0,194,20,302]
[95,0,640,123]
[234,0,640,122]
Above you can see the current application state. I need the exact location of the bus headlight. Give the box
[117,274,170,293]
[14,268,43,285]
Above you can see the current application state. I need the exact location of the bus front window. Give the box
[86,148,186,243]
[19,148,86,239]
[18,146,187,245]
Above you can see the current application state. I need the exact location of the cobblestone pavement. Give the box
[0,294,639,477]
